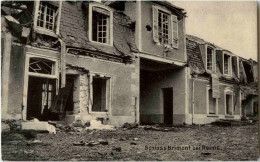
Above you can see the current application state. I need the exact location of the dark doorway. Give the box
[27,76,56,120]
[163,88,173,125]
[64,76,75,113]
[92,77,108,112]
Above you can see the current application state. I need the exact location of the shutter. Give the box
[152,6,159,44]
[171,14,178,48]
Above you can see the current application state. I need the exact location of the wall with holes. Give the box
[139,1,186,61]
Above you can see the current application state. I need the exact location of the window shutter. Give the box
[152,6,159,44]
[171,14,178,48]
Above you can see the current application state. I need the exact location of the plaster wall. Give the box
[66,54,138,125]
[140,1,185,61]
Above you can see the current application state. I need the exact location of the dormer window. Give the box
[223,54,232,75]
[89,4,113,46]
[33,1,62,37]
[152,5,178,48]
[206,47,213,71]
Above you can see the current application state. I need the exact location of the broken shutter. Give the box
[171,14,178,48]
[211,74,220,98]
[152,5,159,44]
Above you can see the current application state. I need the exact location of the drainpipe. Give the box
[58,38,66,89]
[191,73,198,124]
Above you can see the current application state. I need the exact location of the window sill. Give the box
[89,40,113,47]
[207,114,219,117]
[34,27,58,38]
[155,42,178,50]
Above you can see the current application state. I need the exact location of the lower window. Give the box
[92,77,110,112]
[226,94,233,115]
[208,89,217,114]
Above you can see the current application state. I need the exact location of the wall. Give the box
[140,1,185,61]
[6,45,26,118]
[188,77,242,124]
[66,54,138,126]
[140,67,186,124]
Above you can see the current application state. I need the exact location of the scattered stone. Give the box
[24,150,34,154]
[48,121,57,127]
[201,152,211,156]
[27,139,48,146]
[1,123,10,132]
[72,119,84,128]
[86,143,94,147]
[112,147,121,152]
[73,141,85,146]
[133,138,139,141]
[130,142,137,145]
[122,122,138,129]
[98,139,109,145]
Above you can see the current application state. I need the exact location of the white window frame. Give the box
[158,9,171,46]
[33,1,62,37]
[88,3,113,46]
[153,5,178,49]
[206,45,215,72]
[22,53,59,120]
[89,72,113,114]
[206,86,218,115]
[223,52,232,76]
[224,88,234,116]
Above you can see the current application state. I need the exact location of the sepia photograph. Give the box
[1,0,258,161]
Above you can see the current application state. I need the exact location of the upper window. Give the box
[34,1,62,36]
[206,47,213,71]
[153,6,178,48]
[223,54,232,75]
[89,4,113,46]
[158,10,170,45]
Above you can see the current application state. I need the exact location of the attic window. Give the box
[224,54,232,75]
[207,47,213,71]
[34,1,62,36]
[89,4,113,46]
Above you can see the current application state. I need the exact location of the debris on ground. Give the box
[122,122,138,129]
[85,120,115,130]
[112,147,122,152]
[73,141,85,146]
[21,120,56,134]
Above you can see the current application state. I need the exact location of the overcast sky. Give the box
[171,1,257,61]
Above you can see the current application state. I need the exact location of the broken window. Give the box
[37,2,58,31]
[224,54,231,75]
[207,47,213,71]
[92,77,110,112]
[29,57,55,75]
[226,94,233,115]
[208,89,217,114]
[158,10,170,45]
[90,5,113,45]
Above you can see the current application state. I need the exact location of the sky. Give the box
[171,1,257,61]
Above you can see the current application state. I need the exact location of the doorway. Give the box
[163,88,173,125]
[26,76,56,120]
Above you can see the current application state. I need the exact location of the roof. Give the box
[60,1,138,58]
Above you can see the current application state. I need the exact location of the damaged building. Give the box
[186,35,258,124]
[1,1,139,127]
[1,1,258,126]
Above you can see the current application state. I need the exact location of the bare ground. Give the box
[2,124,259,161]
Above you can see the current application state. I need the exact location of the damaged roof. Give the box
[186,34,257,85]
[60,1,138,58]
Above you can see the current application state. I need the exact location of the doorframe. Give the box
[22,52,59,120]
[161,87,173,124]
